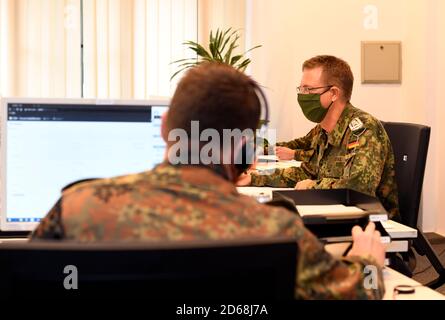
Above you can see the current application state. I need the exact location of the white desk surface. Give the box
[383,267,445,300]
[323,244,444,300]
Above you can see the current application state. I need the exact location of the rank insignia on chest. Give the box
[349,118,364,132]
[347,141,360,149]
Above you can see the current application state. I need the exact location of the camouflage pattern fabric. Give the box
[252,103,400,220]
[31,163,385,299]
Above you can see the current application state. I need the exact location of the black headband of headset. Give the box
[253,83,270,131]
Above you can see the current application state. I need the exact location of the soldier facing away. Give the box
[31,62,386,299]
[238,55,400,220]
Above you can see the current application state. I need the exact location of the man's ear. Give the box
[161,111,169,143]
[331,86,341,102]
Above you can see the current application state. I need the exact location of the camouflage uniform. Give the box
[31,163,384,299]
[252,103,400,220]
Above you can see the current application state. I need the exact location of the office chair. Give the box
[0,237,297,300]
[383,121,445,289]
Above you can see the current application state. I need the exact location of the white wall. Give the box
[198,0,246,51]
[428,0,445,235]
[236,0,445,233]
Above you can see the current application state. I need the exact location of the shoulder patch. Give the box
[347,141,360,150]
[349,117,364,132]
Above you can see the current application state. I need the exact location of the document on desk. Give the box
[257,155,279,162]
[237,187,273,200]
[255,160,302,172]
[296,204,365,219]
[296,204,388,222]
[237,187,293,202]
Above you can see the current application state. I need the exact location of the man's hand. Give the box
[275,147,296,160]
[236,172,252,186]
[347,222,386,267]
[295,179,317,190]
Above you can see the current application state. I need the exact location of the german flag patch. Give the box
[347,141,360,149]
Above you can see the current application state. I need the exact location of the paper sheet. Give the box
[296,204,365,217]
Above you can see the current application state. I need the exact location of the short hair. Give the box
[302,55,354,101]
[167,62,262,136]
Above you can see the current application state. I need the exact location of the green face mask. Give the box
[298,93,333,123]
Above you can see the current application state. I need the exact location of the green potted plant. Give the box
[170,28,261,80]
[171,28,270,154]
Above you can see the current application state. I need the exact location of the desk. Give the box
[237,187,417,253]
[383,267,445,300]
[0,238,28,244]
[315,238,444,299]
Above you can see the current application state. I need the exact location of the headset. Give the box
[186,80,270,182]
[234,83,270,174]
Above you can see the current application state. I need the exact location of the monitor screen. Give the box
[0,98,169,232]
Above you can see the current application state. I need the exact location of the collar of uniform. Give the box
[310,125,325,149]
[151,163,239,196]
[327,103,356,147]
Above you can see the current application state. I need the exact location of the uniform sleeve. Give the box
[250,167,312,187]
[29,198,66,240]
[276,127,317,161]
[290,219,385,299]
[314,126,387,199]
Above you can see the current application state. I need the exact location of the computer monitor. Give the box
[0,98,169,232]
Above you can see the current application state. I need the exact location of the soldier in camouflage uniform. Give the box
[246,56,400,220]
[31,62,386,299]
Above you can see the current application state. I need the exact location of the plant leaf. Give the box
[209,29,217,58]
[224,34,240,64]
[209,41,216,59]
[170,58,194,65]
[191,46,212,60]
[216,29,222,52]
[230,55,243,66]
[236,58,251,72]
[170,65,194,81]
[183,41,212,60]
[243,44,262,55]
[175,61,199,69]
[220,28,238,60]
[214,28,224,60]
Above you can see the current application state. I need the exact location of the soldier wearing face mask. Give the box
[238,55,399,220]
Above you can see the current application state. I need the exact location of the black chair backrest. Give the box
[382,122,431,228]
[0,237,297,300]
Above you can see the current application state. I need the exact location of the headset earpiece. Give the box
[235,139,256,174]
[234,83,270,174]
